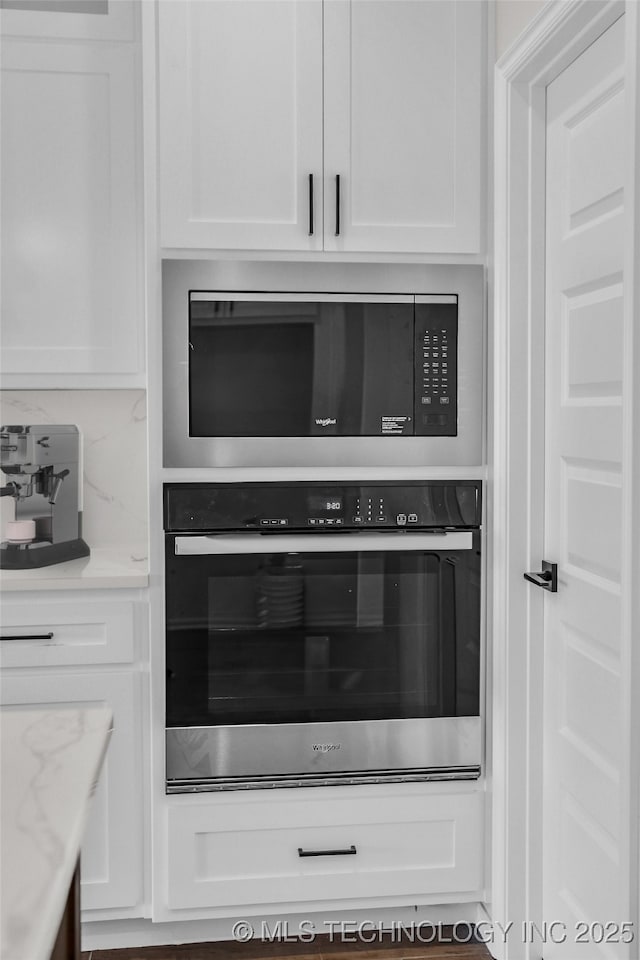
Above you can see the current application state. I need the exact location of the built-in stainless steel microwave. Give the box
[163,262,484,468]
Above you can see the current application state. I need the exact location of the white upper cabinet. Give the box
[323,0,483,254]
[158,0,324,251]
[0,2,144,387]
[158,0,485,255]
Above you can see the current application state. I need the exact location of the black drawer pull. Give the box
[0,632,54,642]
[298,845,357,858]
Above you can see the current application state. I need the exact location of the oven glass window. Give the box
[165,545,480,728]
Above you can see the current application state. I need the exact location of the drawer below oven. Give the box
[166,784,484,911]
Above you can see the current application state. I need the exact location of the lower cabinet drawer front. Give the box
[167,789,484,909]
[0,600,135,667]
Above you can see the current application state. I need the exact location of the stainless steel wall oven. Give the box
[164,480,482,793]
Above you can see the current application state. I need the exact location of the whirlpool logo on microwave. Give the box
[312,743,342,753]
[315,418,337,427]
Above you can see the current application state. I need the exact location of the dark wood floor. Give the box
[82,929,493,960]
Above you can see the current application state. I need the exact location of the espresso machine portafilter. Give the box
[0,425,90,569]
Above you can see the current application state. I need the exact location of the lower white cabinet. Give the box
[1,669,143,913]
[0,593,146,916]
[0,600,135,668]
[166,783,484,912]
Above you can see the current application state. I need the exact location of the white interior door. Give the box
[542,15,628,957]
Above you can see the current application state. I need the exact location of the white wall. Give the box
[0,390,148,556]
[495,0,547,59]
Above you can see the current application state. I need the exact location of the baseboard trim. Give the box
[82,902,486,951]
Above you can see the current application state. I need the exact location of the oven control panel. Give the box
[349,493,418,526]
[164,481,481,532]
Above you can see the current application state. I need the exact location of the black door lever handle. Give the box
[524,561,558,592]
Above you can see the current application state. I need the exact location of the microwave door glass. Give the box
[189,300,316,437]
[188,298,415,438]
[348,301,414,436]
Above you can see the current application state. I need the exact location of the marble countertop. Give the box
[0,705,113,960]
[0,546,149,592]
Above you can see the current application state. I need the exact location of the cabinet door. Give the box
[0,0,135,42]
[323,0,484,254]
[158,0,323,251]
[0,671,143,913]
[0,39,143,383]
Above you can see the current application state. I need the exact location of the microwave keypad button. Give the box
[396,513,407,525]
[353,516,363,523]
[260,519,270,526]
[308,518,316,525]
[408,513,418,523]
[376,516,386,522]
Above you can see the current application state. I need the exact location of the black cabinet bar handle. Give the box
[335,174,341,236]
[298,845,357,858]
[308,173,314,236]
[1,632,55,641]
[524,561,558,592]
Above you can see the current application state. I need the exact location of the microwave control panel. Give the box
[414,303,458,436]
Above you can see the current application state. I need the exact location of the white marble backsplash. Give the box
[0,391,148,557]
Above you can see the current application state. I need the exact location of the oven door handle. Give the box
[174,531,474,556]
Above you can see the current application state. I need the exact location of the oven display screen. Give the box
[309,495,343,513]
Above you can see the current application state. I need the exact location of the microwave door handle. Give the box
[174,531,474,556]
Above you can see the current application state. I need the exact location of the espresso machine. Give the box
[0,425,90,569]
